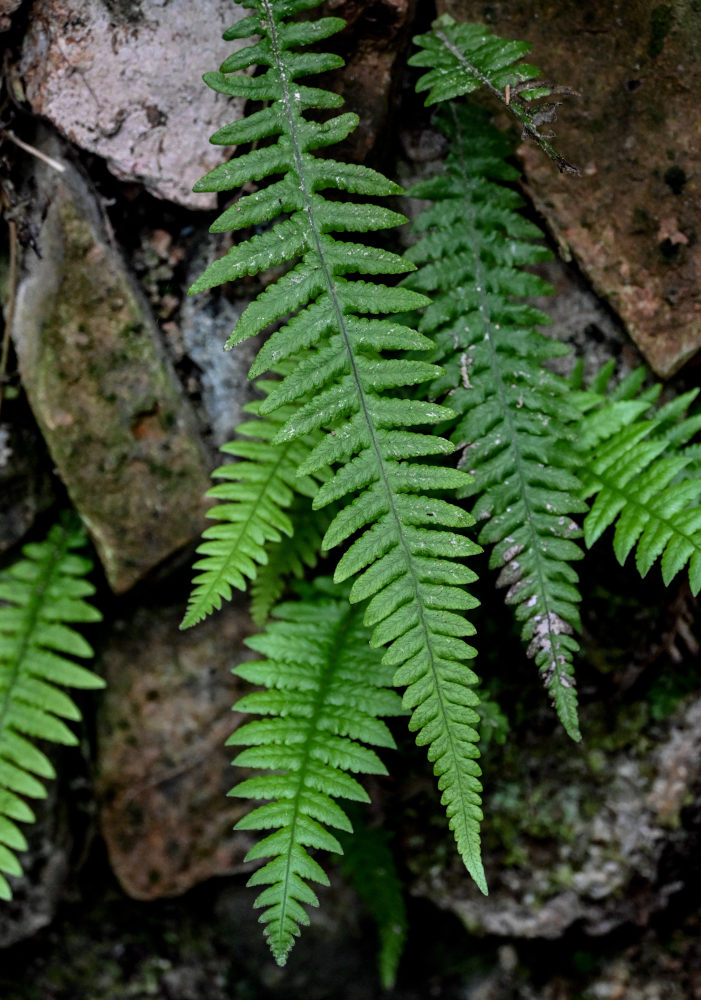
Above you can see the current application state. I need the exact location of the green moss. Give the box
[648,4,674,58]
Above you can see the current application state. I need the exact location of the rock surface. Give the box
[11,133,211,592]
[19,0,248,209]
[439,0,701,377]
[179,232,259,448]
[0,406,55,554]
[0,781,70,949]
[96,597,256,900]
[412,690,701,940]
[321,0,416,164]
[0,0,22,31]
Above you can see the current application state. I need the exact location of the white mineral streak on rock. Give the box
[20,0,248,208]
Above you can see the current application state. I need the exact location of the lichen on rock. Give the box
[11,133,211,592]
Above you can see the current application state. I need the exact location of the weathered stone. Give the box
[19,0,248,209]
[11,133,211,592]
[0,780,70,949]
[321,0,416,163]
[96,598,256,900]
[0,405,55,554]
[439,0,701,377]
[179,232,259,448]
[0,0,22,31]
[413,693,701,940]
[529,257,638,381]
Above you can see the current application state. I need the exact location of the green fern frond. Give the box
[228,578,404,966]
[404,105,585,740]
[410,14,578,174]
[570,367,701,594]
[0,514,103,900]
[339,812,407,991]
[182,384,325,629]
[250,494,331,625]
[190,0,487,892]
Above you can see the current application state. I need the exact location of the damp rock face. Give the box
[321,0,416,163]
[96,598,256,901]
[179,232,260,449]
[0,780,70,949]
[413,692,701,940]
[11,135,211,592]
[439,0,701,377]
[0,0,22,31]
[0,409,55,555]
[19,0,248,209]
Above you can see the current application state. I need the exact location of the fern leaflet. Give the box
[0,514,103,900]
[228,579,404,966]
[404,105,585,740]
[569,364,701,593]
[339,812,408,991]
[182,384,324,628]
[250,494,331,625]
[189,0,487,894]
[410,13,578,174]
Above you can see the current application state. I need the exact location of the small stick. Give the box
[1,129,66,173]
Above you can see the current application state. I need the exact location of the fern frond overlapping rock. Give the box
[571,364,701,594]
[404,105,586,740]
[187,0,488,917]
[228,579,404,966]
[410,13,578,174]
[0,516,103,900]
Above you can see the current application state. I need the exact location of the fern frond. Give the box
[570,368,701,594]
[410,14,578,174]
[228,579,404,966]
[182,384,325,629]
[250,494,332,625]
[190,0,488,892]
[404,105,585,740]
[0,514,103,900]
[339,813,407,991]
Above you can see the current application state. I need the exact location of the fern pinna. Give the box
[339,810,408,991]
[409,14,578,174]
[570,364,701,593]
[0,515,103,900]
[229,579,403,965]
[183,0,488,931]
[182,381,325,628]
[403,103,585,741]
